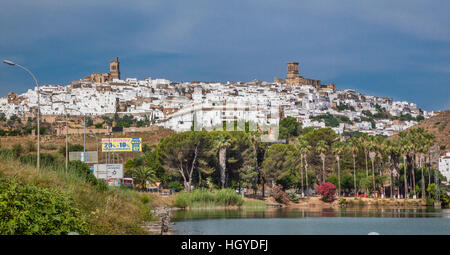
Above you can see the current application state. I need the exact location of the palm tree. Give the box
[297,137,307,196]
[214,134,232,189]
[299,137,312,196]
[417,128,435,199]
[348,137,359,196]
[332,140,346,197]
[359,134,370,177]
[367,135,377,195]
[423,131,435,198]
[248,132,261,195]
[408,130,418,198]
[375,135,386,197]
[384,139,400,198]
[132,166,158,191]
[413,128,426,199]
[399,131,413,198]
[316,140,329,183]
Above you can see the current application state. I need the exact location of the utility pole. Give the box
[65,106,68,172]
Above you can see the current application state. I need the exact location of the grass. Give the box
[242,200,267,208]
[0,149,156,234]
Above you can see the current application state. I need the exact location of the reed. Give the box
[174,188,244,208]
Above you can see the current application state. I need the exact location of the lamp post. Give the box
[3,60,41,171]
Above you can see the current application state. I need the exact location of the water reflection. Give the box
[172,207,447,221]
[171,208,450,235]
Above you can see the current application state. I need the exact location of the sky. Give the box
[0,0,449,111]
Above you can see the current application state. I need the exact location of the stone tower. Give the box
[109,57,120,80]
[286,62,299,79]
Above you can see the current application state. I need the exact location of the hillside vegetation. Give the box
[0,149,156,235]
[407,110,450,155]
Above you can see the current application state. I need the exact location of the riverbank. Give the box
[148,191,428,210]
[266,196,427,209]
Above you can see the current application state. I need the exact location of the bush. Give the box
[140,195,150,205]
[11,143,24,158]
[173,189,243,208]
[18,153,59,169]
[41,144,57,150]
[25,140,36,153]
[338,198,348,207]
[272,185,290,205]
[0,177,89,235]
[215,189,243,206]
[59,144,84,157]
[317,182,336,202]
[68,161,107,191]
[288,192,299,203]
[168,181,183,192]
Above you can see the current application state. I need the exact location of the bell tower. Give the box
[286,62,299,79]
[109,57,120,80]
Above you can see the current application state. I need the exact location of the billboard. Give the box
[101,138,142,152]
[69,151,98,163]
[93,164,123,179]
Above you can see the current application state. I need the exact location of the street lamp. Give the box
[3,60,41,171]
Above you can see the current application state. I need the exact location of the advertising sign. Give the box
[69,151,98,163]
[93,164,123,179]
[101,138,142,152]
[107,178,121,186]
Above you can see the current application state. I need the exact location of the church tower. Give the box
[109,57,120,80]
[286,62,299,79]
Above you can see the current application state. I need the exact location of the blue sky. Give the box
[1,0,449,111]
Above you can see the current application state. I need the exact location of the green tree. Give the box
[316,140,329,183]
[158,131,212,191]
[214,133,232,189]
[358,134,370,178]
[348,137,359,195]
[238,133,260,193]
[279,117,301,139]
[261,143,298,191]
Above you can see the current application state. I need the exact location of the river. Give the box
[171,207,450,235]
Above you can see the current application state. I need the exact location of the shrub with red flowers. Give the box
[316,182,336,202]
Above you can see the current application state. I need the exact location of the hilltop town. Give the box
[0,58,432,136]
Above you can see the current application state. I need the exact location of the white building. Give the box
[438,152,450,184]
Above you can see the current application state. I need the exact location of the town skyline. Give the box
[1,56,447,112]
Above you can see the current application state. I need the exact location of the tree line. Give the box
[124,118,447,202]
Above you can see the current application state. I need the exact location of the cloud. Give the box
[0,0,448,111]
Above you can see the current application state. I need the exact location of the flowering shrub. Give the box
[316,182,336,202]
[272,184,290,205]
